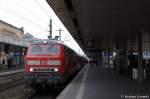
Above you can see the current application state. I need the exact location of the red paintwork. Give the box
[25,44,65,73]
[24,39,86,87]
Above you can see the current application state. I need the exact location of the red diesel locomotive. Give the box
[24,39,85,88]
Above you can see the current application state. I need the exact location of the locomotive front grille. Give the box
[31,67,56,72]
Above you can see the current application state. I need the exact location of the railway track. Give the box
[26,75,79,99]
[26,88,61,99]
[0,70,24,92]
[0,80,24,92]
[25,68,82,99]
[0,69,80,99]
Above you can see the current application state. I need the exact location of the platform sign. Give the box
[87,40,94,48]
[15,52,22,56]
[143,51,150,59]
[104,51,113,56]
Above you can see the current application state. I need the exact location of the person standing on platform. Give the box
[7,52,14,69]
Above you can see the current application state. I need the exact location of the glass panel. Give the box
[29,45,42,54]
[45,45,59,54]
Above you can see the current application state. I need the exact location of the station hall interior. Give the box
[46,0,150,82]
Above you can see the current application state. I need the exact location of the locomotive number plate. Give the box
[41,61,47,65]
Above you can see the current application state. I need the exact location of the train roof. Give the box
[29,39,81,55]
[29,39,74,51]
[29,39,64,45]
[28,39,87,59]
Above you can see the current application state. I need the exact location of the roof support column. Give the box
[137,31,144,82]
[107,40,110,70]
[116,42,120,76]
[131,40,134,54]
[0,43,1,65]
[123,42,128,75]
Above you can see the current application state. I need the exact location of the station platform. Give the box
[0,66,24,77]
[0,69,23,76]
[57,64,150,99]
[0,65,23,76]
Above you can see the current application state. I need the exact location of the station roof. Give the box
[46,0,150,55]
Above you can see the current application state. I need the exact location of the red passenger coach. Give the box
[24,39,84,88]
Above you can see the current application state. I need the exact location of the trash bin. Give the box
[132,68,138,79]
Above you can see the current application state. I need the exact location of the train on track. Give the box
[24,39,86,89]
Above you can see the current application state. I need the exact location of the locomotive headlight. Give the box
[27,60,40,65]
[43,40,47,44]
[29,68,34,72]
[54,68,58,72]
[48,60,61,65]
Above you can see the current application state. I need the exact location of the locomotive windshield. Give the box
[28,44,60,54]
[45,45,59,54]
[29,45,42,54]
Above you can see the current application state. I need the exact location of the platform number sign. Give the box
[87,40,94,48]
[104,51,113,56]
[143,51,150,59]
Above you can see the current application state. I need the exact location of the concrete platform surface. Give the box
[0,69,24,76]
[57,64,150,99]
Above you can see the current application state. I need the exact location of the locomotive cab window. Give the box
[45,45,59,54]
[29,45,43,54]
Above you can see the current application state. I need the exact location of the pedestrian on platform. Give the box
[7,58,11,69]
